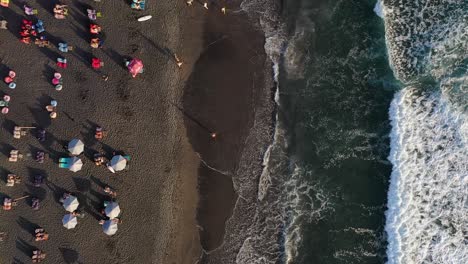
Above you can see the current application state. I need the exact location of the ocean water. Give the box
[237,0,466,263]
[238,0,396,263]
[382,0,467,263]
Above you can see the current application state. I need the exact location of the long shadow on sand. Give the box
[45,180,67,204]
[17,216,40,235]
[16,238,36,257]
[12,257,26,264]
[0,143,15,157]
[59,247,80,264]
[28,107,50,129]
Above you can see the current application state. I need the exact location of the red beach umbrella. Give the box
[127,58,143,78]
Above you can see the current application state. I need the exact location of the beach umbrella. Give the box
[68,139,84,155]
[102,220,118,236]
[69,157,83,172]
[62,214,78,229]
[127,58,143,78]
[104,202,121,219]
[62,195,79,212]
[110,155,127,172]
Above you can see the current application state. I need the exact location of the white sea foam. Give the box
[383,1,468,262]
[382,0,467,82]
[373,0,384,18]
[385,88,468,264]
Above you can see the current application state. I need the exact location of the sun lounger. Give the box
[0,0,9,8]
[9,150,23,162]
[59,163,70,169]
[131,0,146,10]
[13,126,29,139]
[0,20,7,30]
[6,174,21,186]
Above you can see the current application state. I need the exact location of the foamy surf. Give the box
[386,88,467,264]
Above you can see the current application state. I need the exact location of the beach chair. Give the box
[6,174,21,186]
[131,0,146,10]
[87,9,102,20]
[3,198,17,210]
[9,150,23,162]
[0,0,9,8]
[0,232,7,241]
[59,163,71,169]
[58,42,73,52]
[24,5,38,15]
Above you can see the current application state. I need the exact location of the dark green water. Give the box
[279,1,397,263]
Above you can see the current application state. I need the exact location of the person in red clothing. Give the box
[91,58,103,70]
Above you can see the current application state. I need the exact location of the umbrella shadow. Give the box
[59,247,80,264]
[12,257,26,264]
[0,143,15,157]
[42,63,56,85]
[25,183,47,201]
[28,105,51,129]
[17,216,40,235]
[136,30,174,60]
[45,181,67,204]
[100,142,117,159]
[70,45,93,70]
[71,177,91,193]
[90,175,110,190]
[77,193,102,221]
[37,130,64,160]
[1,118,16,135]
[0,167,11,183]
[16,238,36,257]
[80,120,99,147]
[102,48,127,70]
[36,0,56,15]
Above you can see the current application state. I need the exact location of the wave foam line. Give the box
[385,88,468,264]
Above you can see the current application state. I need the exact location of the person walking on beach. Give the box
[174,53,183,68]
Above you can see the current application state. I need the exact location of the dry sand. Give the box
[0,0,208,263]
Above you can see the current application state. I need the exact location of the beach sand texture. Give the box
[0,0,205,263]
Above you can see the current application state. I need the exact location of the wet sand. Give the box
[0,0,206,263]
[182,0,275,259]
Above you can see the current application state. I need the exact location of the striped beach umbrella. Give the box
[110,155,127,172]
[62,214,78,229]
[62,195,79,212]
[69,157,83,172]
[102,220,118,236]
[104,202,121,219]
[68,139,84,155]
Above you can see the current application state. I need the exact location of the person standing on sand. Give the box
[174,53,183,68]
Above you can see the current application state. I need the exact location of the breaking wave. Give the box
[382,0,468,263]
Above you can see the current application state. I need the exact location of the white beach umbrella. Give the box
[102,220,118,236]
[62,195,79,212]
[62,214,78,229]
[110,155,127,172]
[105,202,121,219]
[69,157,83,172]
[68,139,84,155]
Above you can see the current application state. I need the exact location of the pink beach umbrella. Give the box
[127,58,143,78]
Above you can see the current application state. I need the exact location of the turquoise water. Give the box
[278,1,397,263]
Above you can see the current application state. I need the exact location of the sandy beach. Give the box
[0,0,207,263]
[0,0,275,263]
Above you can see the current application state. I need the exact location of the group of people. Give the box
[186,0,227,14]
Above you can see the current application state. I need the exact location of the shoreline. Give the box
[182,0,277,261]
